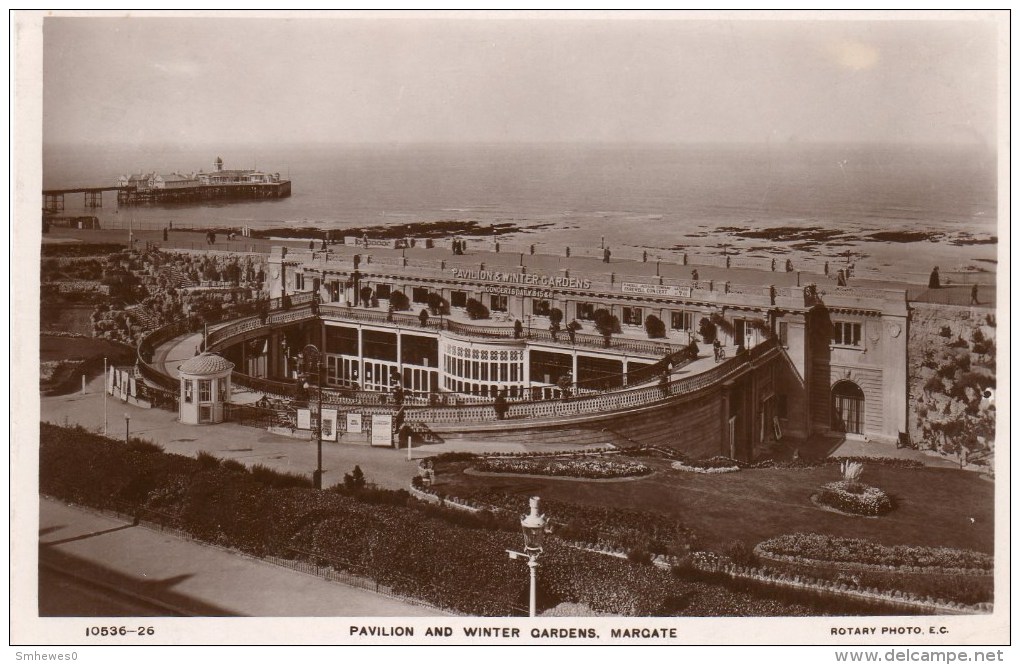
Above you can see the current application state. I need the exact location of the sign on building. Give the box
[296,408,311,430]
[371,414,393,447]
[621,282,692,298]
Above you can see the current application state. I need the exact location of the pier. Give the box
[41,180,291,212]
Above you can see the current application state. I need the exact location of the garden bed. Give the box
[473,456,652,479]
[671,457,741,474]
[757,534,992,574]
[814,481,893,517]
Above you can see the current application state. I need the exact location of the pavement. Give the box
[38,497,448,617]
[43,375,606,492]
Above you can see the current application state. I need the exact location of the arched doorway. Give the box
[832,380,864,434]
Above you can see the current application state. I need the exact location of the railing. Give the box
[403,338,781,425]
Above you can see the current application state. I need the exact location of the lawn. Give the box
[435,458,994,555]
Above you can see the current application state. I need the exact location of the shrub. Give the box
[426,292,449,315]
[196,451,221,470]
[948,336,968,349]
[250,463,314,489]
[644,314,666,339]
[549,307,563,328]
[465,298,489,320]
[627,547,653,565]
[723,540,759,567]
[343,465,367,491]
[389,291,410,311]
[938,325,952,338]
[221,459,247,473]
[593,309,620,346]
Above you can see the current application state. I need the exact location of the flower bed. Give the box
[474,456,651,479]
[757,534,993,573]
[671,457,741,474]
[751,456,924,470]
[816,480,893,516]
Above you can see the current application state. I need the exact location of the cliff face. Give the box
[907,303,996,463]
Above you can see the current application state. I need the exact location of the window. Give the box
[183,379,193,403]
[833,321,862,346]
[218,378,227,401]
[576,302,596,321]
[199,380,212,402]
[412,287,430,304]
[490,294,508,312]
[295,273,305,290]
[622,306,643,326]
[375,284,392,299]
[450,290,467,308]
[532,299,551,316]
[779,321,789,347]
[670,310,694,331]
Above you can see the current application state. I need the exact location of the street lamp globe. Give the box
[520,496,547,555]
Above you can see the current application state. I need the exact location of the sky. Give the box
[40,13,1000,146]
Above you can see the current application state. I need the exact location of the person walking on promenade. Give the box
[971,283,980,305]
[929,266,941,289]
[603,247,611,263]
[691,268,699,281]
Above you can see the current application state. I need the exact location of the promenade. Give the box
[39,497,447,617]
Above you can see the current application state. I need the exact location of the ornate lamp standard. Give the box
[506,496,548,617]
[300,344,325,489]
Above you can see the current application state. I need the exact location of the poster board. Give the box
[321,408,338,441]
[296,408,311,430]
[346,412,362,434]
[370,414,393,447]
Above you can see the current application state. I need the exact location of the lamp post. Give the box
[124,413,130,444]
[507,496,548,618]
[103,357,108,436]
[302,344,325,489]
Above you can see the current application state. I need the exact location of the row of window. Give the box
[448,346,523,362]
[182,378,227,403]
[444,355,523,383]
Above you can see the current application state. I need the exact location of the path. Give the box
[39,497,448,617]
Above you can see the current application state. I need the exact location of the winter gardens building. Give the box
[187,238,909,459]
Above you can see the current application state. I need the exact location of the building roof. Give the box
[178,352,235,376]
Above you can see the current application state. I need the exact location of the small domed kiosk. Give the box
[178,352,234,425]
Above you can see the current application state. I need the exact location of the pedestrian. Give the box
[929,266,941,289]
[824,261,829,276]
[971,283,979,305]
[162,227,168,242]
[691,269,699,281]
[837,269,847,287]
[603,247,611,263]
[321,239,327,250]
[494,389,508,420]
[309,239,314,250]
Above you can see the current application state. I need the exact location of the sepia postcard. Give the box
[9,9,1011,658]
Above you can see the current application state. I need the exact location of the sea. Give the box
[41,142,997,251]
